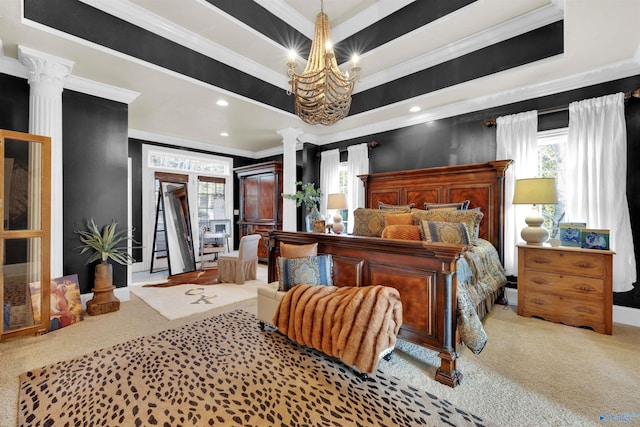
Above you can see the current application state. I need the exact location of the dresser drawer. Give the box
[523,248,605,279]
[521,270,604,301]
[522,290,605,331]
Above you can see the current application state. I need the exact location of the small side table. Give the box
[200,231,229,270]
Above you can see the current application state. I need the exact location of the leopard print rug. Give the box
[18,310,494,426]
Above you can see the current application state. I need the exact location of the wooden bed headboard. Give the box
[358,160,512,258]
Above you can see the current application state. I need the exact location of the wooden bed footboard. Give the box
[268,230,468,388]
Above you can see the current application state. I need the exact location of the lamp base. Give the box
[521,205,549,245]
[333,213,345,234]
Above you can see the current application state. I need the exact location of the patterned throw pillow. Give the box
[381,225,422,241]
[277,255,333,291]
[412,208,483,244]
[353,208,408,237]
[421,221,471,245]
[378,201,415,210]
[423,200,469,211]
[384,213,414,226]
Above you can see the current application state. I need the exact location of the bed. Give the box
[267,160,512,387]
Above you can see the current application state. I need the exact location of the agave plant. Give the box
[76,219,137,265]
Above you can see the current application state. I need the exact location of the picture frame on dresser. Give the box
[559,222,586,247]
[581,229,610,250]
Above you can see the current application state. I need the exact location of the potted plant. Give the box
[282,181,323,232]
[76,219,138,315]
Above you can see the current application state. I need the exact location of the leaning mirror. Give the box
[160,181,197,275]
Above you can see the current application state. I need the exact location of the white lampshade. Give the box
[327,193,348,234]
[512,178,558,245]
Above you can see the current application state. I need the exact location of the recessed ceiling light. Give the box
[410,106,421,113]
[220,132,229,137]
[216,100,229,107]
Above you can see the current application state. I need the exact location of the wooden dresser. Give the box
[235,161,283,262]
[517,244,614,334]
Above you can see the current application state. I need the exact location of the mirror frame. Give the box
[159,180,197,275]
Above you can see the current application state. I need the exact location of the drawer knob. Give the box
[574,306,597,315]
[532,277,550,285]
[573,284,596,293]
[531,298,547,306]
[531,256,552,265]
[574,261,596,269]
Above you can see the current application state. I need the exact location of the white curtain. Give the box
[347,143,369,233]
[319,149,340,217]
[496,111,538,276]
[566,93,635,292]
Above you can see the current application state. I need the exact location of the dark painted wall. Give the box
[62,90,129,293]
[0,74,29,132]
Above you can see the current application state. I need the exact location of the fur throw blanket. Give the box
[273,284,403,374]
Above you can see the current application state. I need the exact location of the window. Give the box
[337,164,349,227]
[538,128,567,237]
[198,176,226,233]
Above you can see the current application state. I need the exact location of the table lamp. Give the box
[512,177,558,245]
[327,193,348,234]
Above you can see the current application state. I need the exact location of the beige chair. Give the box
[218,234,261,284]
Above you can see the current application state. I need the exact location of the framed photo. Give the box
[49,274,83,331]
[581,229,610,250]
[559,222,586,247]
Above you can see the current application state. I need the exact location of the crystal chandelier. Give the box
[287,1,360,126]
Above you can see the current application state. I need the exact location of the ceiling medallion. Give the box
[287,1,360,126]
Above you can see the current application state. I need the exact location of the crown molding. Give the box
[313,54,640,147]
[0,43,139,104]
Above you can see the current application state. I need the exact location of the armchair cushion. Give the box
[277,255,333,291]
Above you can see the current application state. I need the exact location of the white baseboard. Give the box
[503,288,640,328]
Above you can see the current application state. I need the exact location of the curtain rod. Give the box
[316,140,378,157]
[481,89,640,127]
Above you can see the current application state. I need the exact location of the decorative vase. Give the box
[86,261,120,315]
[305,206,324,232]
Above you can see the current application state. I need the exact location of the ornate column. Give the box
[277,128,303,231]
[18,46,73,279]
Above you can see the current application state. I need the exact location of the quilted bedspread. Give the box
[273,284,403,374]
[456,238,507,353]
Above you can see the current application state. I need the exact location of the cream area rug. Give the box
[129,280,265,320]
[18,309,494,427]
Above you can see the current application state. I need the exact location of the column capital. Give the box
[18,45,74,92]
[277,127,304,147]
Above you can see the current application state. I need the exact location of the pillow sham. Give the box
[280,242,318,258]
[384,212,414,226]
[381,225,422,241]
[378,201,415,210]
[424,200,469,211]
[421,220,471,245]
[353,208,407,237]
[277,255,333,291]
[412,208,483,244]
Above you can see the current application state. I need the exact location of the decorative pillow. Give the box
[421,221,471,245]
[424,200,469,211]
[280,242,318,258]
[384,212,414,226]
[381,225,422,241]
[277,255,333,291]
[353,208,408,237]
[412,208,483,245]
[378,201,415,210]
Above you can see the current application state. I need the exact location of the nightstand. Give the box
[517,244,614,334]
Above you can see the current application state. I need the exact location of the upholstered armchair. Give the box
[218,234,261,284]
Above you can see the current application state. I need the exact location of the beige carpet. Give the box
[2,296,639,426]
[129,279,266,320]
[17,309,493,426]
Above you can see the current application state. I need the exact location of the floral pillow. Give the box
[421,220,471,245]
[277,255,333,291]
[353,208,408,237]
